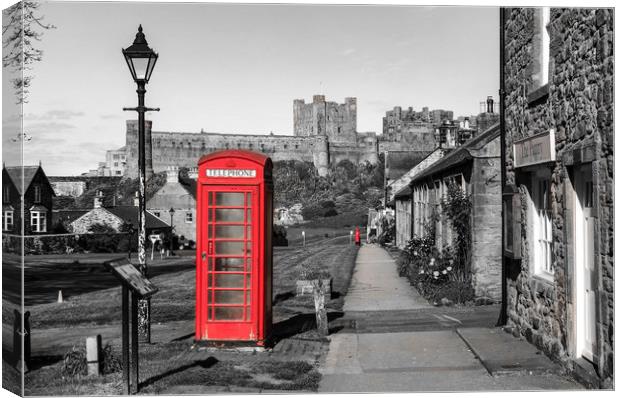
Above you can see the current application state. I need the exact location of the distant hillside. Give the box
[273,156,384,225]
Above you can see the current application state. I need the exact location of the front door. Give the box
[201,186,258,340]
[574,164,596,361]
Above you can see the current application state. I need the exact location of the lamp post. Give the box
[122,25,159,343]
[168,207,175,254]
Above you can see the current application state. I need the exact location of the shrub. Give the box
[61,346,87,377]
[101,344,122,374]
[324,208,338,217]
[378,217,395,246]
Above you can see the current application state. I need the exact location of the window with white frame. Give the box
[31,211,47,233]
[532,172,553,278]
[3,210,13,231]
[185,212,193,223]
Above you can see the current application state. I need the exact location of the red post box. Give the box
[195,150,273,345]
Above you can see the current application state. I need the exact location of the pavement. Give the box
[319,244,583,392]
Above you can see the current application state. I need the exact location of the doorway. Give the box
[573,163,596,361]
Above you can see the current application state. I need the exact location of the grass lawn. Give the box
[23,233,359,394]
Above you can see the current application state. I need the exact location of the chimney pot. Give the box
[487,96,494,113]
[94,190,104,208]
[166,166,179,183]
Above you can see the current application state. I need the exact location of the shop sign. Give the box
[513,129,555,168]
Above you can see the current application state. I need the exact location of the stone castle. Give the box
[123,95,379,179]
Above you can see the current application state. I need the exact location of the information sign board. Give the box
[105,259,158,298]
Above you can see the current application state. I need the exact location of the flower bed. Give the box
[397,236,474,305]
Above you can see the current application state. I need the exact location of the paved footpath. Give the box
[319,244,583,392]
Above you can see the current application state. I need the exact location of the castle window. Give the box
[283,144,287,149]
[249,143,253,148]
[295,144,299,149]
[172,141,175,148]
[185,212,193,223]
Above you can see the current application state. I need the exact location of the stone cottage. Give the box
[500,7,613,387]
[404,123,502,301]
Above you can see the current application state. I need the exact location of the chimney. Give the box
[464,117,470,130]
[133,191,139,207]
[187,167,199,180]
[166,166,179,183]
[480,101,486,114]
[94,190,104,208]
[486,96,494,113]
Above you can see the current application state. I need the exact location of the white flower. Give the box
[446,266,453,271]
[433,271,439,276]
[430,258,436,265]
[449,259,454,265]
[419,269,425,274]
[433,276,438,279]
[442,270,447,275]
[413,251,418,256]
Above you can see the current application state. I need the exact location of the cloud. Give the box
[100,114,121,119]
[23,110,84,121]
[24,121,76,131]
[342,48,356,56]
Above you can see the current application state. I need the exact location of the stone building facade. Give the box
[381,106,453,152]
[146,167,197,242]
[123,96,379,179]
[501,7,613,387]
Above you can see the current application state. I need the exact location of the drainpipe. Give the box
[497,7,508,327]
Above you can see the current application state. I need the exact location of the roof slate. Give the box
[4,166,40,195]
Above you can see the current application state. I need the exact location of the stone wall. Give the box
[470,143,502,301]
[503,7,613,386]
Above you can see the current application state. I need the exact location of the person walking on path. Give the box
[354,226,361,246]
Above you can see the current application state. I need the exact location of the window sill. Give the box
[527,84,549,107]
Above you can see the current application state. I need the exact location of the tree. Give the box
[3,1,55,103]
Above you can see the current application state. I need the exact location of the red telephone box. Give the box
[195,150,273,345]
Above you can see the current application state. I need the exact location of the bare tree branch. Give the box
[2,1,55,104]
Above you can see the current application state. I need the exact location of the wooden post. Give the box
[312,280,329,336]
[24,311,31,371]
[12,310,20,368]
[122,286,130,394]
[131,293,139,394]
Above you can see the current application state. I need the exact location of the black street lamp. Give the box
[122,25,159,343]
[168,207,175,254]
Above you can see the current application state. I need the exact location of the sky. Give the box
[2,0,500,175]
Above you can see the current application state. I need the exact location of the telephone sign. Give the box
[196,150,273,345]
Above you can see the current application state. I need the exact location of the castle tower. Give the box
[125,120,154,179]
[312,135,330,177]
